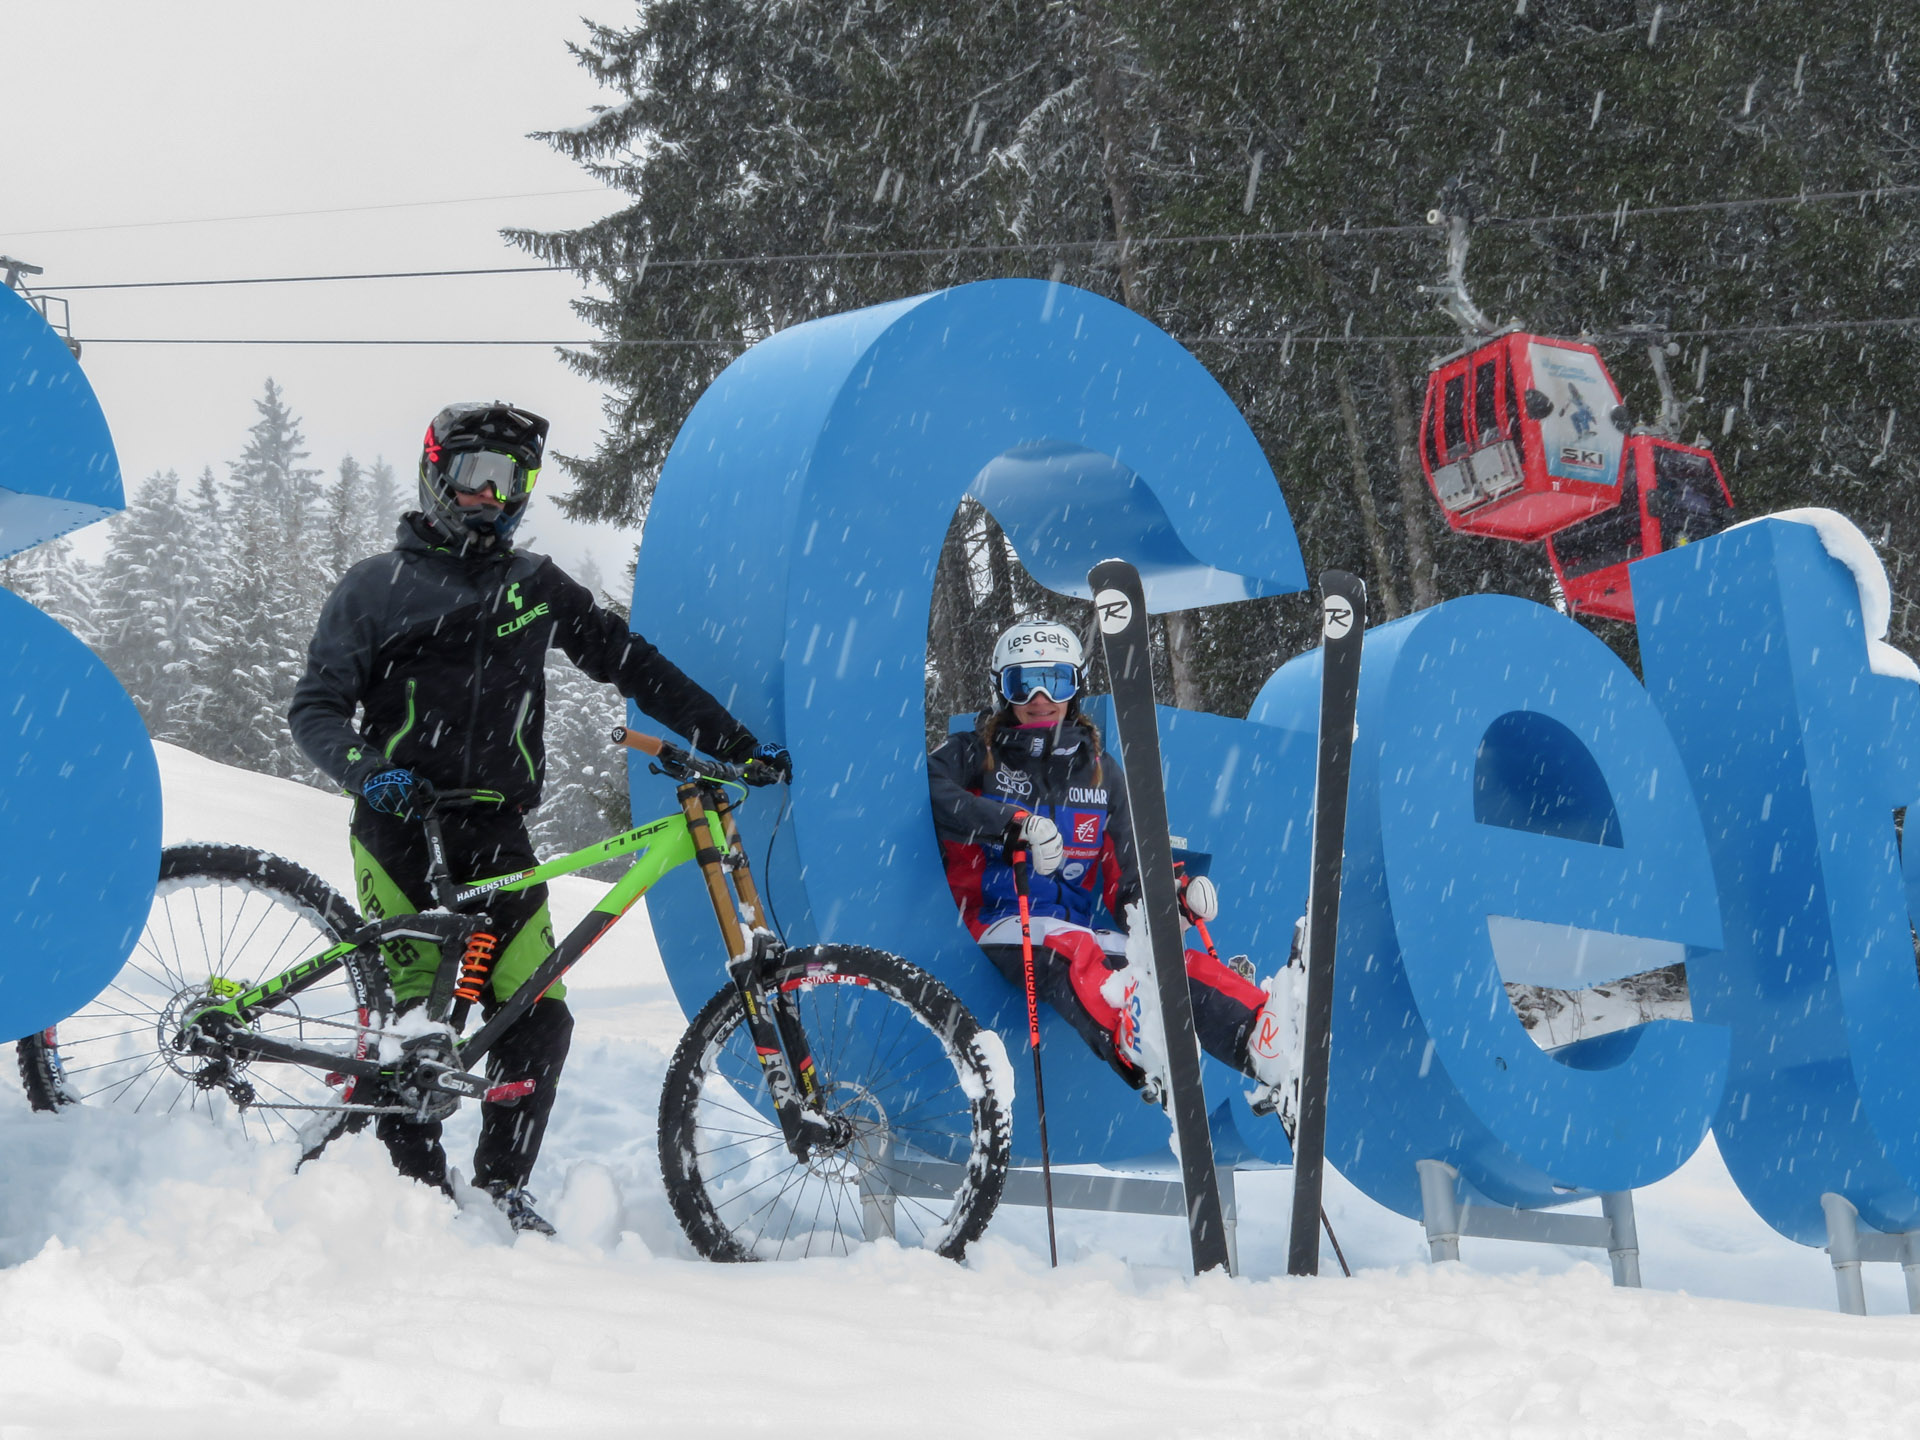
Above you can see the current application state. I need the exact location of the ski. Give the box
[1088,558,1232,1276]
[1287,570,1367,1277]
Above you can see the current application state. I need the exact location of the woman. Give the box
[927,618,1301,1132]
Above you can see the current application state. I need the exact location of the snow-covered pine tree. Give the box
[182,477,290,774]
[187,465,223,534]
[322,456,367,588]
[179,380,326,779]
[366,456,404,548]
[0,534,97,644]
[522,1,1920,697]
[509,0,1139,529]
[90,469,212,741]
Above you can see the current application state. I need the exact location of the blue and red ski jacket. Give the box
[927,718,1140,934]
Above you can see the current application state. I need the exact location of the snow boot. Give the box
[482,1180,557,1236]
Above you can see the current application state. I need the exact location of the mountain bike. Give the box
[15,731,1010,1262]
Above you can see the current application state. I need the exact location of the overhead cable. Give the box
[75,313,1920,349]
[34,180,1920,294]
[80,337,732,347]
[0,188,613,242]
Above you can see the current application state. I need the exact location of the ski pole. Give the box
[1320,1209,1352,1277]
[1009,841,1059,1267]
[1191,913,1222,965]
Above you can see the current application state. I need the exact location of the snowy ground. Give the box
[5,746,1920,1438]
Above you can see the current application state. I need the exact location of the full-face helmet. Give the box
[418,401,549,546]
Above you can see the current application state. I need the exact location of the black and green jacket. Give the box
[290,513,754,809]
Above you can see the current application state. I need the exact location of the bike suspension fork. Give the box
[679,782,831,1158]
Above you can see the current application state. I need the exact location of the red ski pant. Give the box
[979,922,1266,1076]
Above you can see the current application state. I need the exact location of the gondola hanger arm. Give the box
[1420,210,1502,338]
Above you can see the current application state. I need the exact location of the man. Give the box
[290,400,788,1233]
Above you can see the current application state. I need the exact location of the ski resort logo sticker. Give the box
[1322,596,1355,639]
[993,768,1033,797]
[1094,588,1132,634]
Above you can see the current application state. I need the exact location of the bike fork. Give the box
[728,934,837,1158]
[680,779,839,1159]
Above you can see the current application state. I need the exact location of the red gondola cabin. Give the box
[1546,436,1736,623]
[1419,333,1630,542]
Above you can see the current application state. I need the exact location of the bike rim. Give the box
[688,974,987,1259]
[44,875,373,1144]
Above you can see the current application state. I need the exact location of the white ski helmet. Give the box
[991,619,1085,705]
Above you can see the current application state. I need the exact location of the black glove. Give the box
[362,767,421,815]
[742,741,792,787]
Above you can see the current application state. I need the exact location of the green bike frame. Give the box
[188,800,715,1083]
[183,731,835,1156]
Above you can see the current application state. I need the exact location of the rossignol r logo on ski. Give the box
[1094,588,1133,634]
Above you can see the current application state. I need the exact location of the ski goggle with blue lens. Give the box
[1000,662,1081,705]
[443,449,538,504]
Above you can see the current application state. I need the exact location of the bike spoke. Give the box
[76,1053,168,1103]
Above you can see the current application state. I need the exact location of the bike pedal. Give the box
[483,1079,537,1105]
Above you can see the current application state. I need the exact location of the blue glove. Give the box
[362,767,420,815]
[742,742,792,787]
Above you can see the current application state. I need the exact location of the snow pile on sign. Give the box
[5,745,1920,1439]
[1742,507,1920,682]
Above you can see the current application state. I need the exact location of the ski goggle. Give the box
[1000,662,1080,705]
[443,449,538,504]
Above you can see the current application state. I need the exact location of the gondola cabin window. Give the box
[1548,437,1737,623]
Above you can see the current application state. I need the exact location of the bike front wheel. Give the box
[15,844,388,1147]
[659,945,1010,1262]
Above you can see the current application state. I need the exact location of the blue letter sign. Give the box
[1639,519,1920,1243]
[631,279,1307,1164]
[0,284,161,1041]
[1251,596,1728,1217]
[624,280,1920,1244]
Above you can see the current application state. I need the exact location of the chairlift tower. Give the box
[1,255,81,360]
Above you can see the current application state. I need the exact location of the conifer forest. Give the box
[22,0,1920,840]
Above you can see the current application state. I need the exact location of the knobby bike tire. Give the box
[15,844,389,1148]
[658,945,1010,1263]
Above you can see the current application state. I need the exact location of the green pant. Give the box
[349,807,564,1004]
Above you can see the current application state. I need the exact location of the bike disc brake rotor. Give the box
[801,1080,890,1185]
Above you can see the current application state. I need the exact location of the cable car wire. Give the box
[0,188,613,242]
[30,179,1920,295]
[79,337,734,347]
[70,312,1920,349]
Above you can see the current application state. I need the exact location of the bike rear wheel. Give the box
[15,844,388,1147]
[658,945,1010,1262]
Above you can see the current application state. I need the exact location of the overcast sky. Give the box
[3,0,641,580]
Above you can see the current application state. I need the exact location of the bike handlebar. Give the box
[610,727,745,785]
